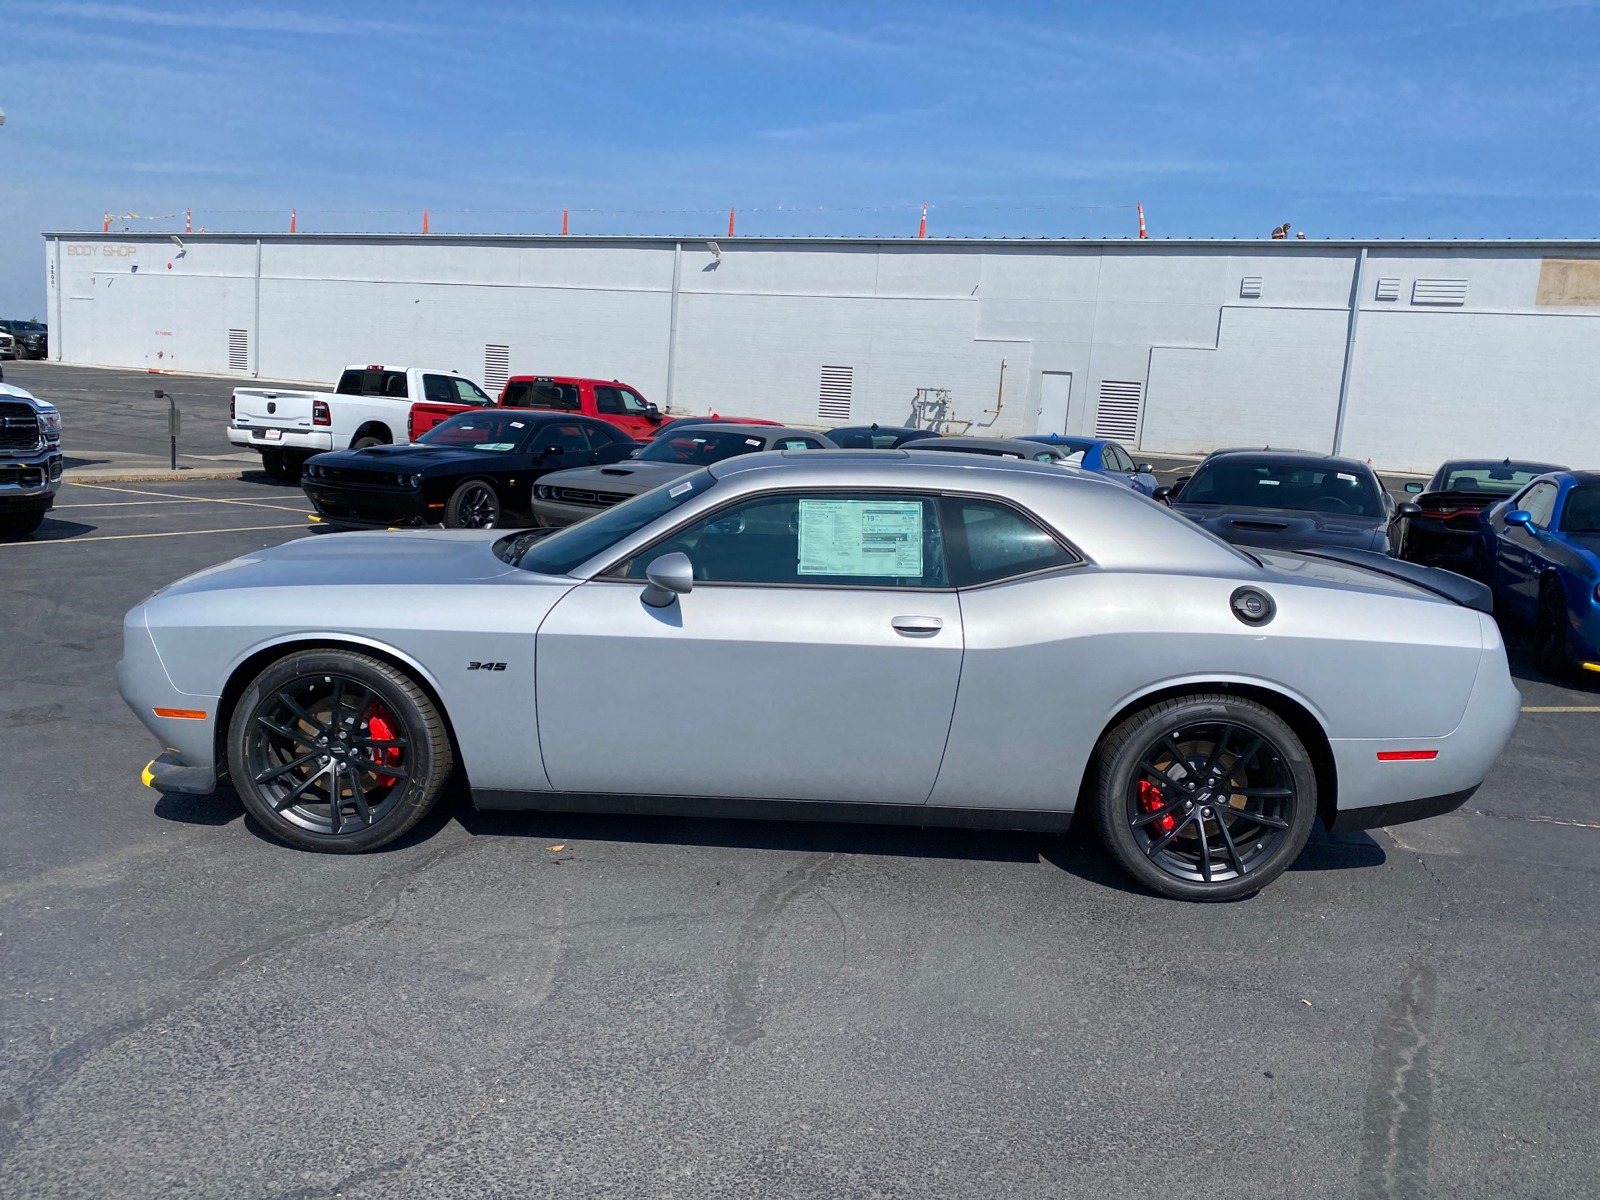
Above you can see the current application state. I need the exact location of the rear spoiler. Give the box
[1291,547,1494,614]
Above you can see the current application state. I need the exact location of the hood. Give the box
[1174,502,1387,552]
[541,459,691,494]
[314,443,518,470]
[0,383,45,407]
[152,529,514,599]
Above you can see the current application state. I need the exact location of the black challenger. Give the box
[302,410,640,530]
[1394,457,1566,577]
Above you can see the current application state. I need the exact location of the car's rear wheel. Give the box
[1535,580,1571,677]
[227,650,454,853]
[446,479,501,529]
[1091,693,1316,900]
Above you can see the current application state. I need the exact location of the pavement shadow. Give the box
[1,516,98,543]
[154,786,245,827]
[456,803,1048,863]
[1290,827,1386,872]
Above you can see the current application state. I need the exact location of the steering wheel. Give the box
[1308,496,1354,514]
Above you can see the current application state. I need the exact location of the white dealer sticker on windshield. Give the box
[798,499,923,577]
[474,442,516,451]
[669,480,693,497]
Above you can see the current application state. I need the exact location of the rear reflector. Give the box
[153,708,207,720]
[1377,750,1438,761]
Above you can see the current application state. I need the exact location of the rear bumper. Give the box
[229,425,334,453]
[1327,612,1520,828]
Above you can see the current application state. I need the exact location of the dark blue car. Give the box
[1479,470,1600,676]
[1018,434,1158,495]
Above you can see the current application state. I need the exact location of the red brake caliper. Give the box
[1139,780,1176,832]
[364,707,402,787]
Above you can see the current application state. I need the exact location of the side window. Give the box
[1108,445,1135,472]
[422,374,456,404]
[452,378,493,406]
[541,423,593,455]
[625,493,948,588]
[594,386,624,414]
[1520,482,1560,529]
[381,371,409,398]
[942,497,1079,587]
[618,388,651,414]
[582,422,620,447]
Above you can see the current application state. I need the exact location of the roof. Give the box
[1200,447,1376,471]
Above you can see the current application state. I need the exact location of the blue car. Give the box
[1018,434,1158,495]
[1479,470,1600,676]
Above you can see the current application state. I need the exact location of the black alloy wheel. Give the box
[0,511,45,537]
[1093,693,1316,900]
[1535,581,1572,677]
[228,650,454,853]
[445,479,501,529]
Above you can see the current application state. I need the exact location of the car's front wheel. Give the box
[1091,693,1317,900]
[227,650,455,853]
[445,479,501,528]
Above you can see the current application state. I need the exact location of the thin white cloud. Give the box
[37,3,414,35]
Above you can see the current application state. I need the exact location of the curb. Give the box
[64,468,263,484]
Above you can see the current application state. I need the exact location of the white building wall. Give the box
[43,233,1600,472]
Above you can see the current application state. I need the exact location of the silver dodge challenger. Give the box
[118,450,1520,900]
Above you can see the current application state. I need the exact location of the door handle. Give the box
[891,615,943,636]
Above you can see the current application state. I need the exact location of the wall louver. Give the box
[227,329,249,372]
[1374,278,1401,301]
[819,365,853,422]
[484,344,511,394]
[1239,276,1263,299]
[1093,380,1144,443]
[1412,279,1468,306]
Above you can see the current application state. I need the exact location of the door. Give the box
[593,384,656,439]
[1036,371,1072,437]
[535,490,964,803]
[1497,481,1559,616]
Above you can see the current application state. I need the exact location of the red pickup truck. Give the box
[501,376,664,440]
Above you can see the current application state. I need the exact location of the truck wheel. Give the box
[0,511,45,537]
[260,449,284,478]
[445,479,501,529]
[271,452,308,483]
[227,649,455,853]
[352,435,384,449]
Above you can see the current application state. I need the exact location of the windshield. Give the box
[1182,459,1384,518]
[637,430,771,465]
[831,427,925,449]
[8,321,44,333]
[1438,462,1557,494]
[418,412,539,451]
[504,469,715,574]
[502,379,580,411]
[1561,485,1600,532]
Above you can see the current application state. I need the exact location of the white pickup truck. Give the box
[228,364,496,480]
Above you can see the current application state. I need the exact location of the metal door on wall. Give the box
[1036,371,1072,436]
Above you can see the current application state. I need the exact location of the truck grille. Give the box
[0,402,40,452]
[0,465,44,487]
[550,487,629,507]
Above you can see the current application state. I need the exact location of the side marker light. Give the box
[1377,750,1438,761]
[153,708,207,720]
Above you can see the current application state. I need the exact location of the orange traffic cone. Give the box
[423,208,429,234]
[290,209,297,233]
[1137,204,1147,239]
[728,207,735,237]
[562,209,568,235]
[918,204,927,238]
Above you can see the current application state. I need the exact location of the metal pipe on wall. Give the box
[1332,246,1367,456]
[664,241,682,412]
[253,239,262,378]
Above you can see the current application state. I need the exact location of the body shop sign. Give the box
[67,244,139,257]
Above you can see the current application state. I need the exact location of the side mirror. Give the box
[538,445,565,460]
[645,403,663,424]
[641,552,693,608]
[1136,463,1154,474]
[1505,509,1535,531]
[1405,481,1424,494]
[1397,502,1422,517]
[1152,485,1175,504]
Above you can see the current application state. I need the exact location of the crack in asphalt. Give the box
[721,853,838,1048]
[0,832,484,1164]
[1357,964,1437,1200]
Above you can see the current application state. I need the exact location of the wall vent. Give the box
[227,329,249,372]
[1374,278,1401,301]
[1412,278,1468,306]
[484,344,511,394]
[1093,380,1144,443]
[819,365,853,422]
[1239,276,1262,299]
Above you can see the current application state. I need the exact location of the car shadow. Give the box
[154,786,246,827]
[1289,826,1386,871]
[1,516,98,543]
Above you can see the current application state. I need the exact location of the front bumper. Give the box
[0,452,63,512]
[303,481,434,527]
[531,498,608,527]
[229,424,334,453]
[117,605,220,795]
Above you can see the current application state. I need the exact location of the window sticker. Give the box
[798,499,923,577]
[745,438,763,446]
[1259,479,1281,486]
[669,480,694,497]
[510,421,525,428]
[1337,472,1356,482]
[473,442,517,451]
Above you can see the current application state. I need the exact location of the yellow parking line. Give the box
[0,523,309,547]
[1521,706,1600,712]
[65,481,310,515]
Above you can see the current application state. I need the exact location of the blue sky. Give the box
[2,1,1597,314]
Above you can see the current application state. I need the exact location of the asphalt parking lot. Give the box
[2,459,1598,1198]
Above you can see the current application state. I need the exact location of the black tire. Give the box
[1091,693,1317,901]
[259,449,284,478]
[0,510,45,537]
[445,479,501,529]
[1535,580,1571,678]
[227,650,455,853]
[352,435,384,449]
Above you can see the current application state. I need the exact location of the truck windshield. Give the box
[498,469,715,575]
[503,380,581,411]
